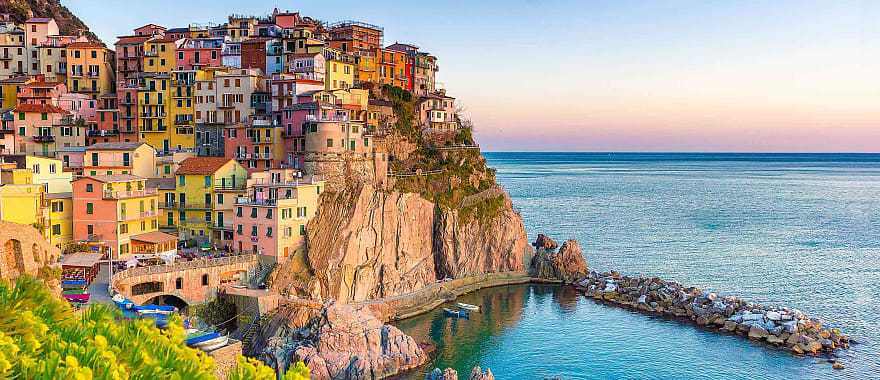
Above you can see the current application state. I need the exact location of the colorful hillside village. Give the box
[0,9,462,307]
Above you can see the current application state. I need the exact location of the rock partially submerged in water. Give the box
[575,271,850,357]
[256,301,427,379]
[424,367,495,380]
[530,237,588,283]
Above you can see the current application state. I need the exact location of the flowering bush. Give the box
[0,276,308,379]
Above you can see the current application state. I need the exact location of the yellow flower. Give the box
[94,335,108,349]
[65,355,80,368]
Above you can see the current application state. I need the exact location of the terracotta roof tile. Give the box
[67,42,105,49]
[12,103,67,114]
[175,157,233,175]
[85,142,147,151]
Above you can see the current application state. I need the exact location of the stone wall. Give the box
[208,339,242,380]
[0,221,60,280]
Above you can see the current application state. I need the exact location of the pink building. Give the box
[231,169,323,259]
[17,78,67,105]
[177,38,223,70]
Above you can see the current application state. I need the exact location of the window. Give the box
[236,207,242,217]
[299,224,306,236]
[266,209,273,219]
[205,211,211,222]
[41,113,47,120]
[327,139,333,148]
[119,224,128,234]
[86,203,94,214]
[178,176,185,186]
[236,224,242,235]
[217,194,224,204]
[250,225,257,236]
[87,225,93,235]
[18,112,24,120]
[204,175,211,187]
[52,224,61,235]
[266,227,273,237]
[201,274,209,286]
[250,208,257,218]
[164,165,171,175]
[175,277,182,289]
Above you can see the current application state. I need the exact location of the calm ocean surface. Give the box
[396,152,880,379]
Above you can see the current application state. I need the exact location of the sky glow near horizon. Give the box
[68,0,880,152]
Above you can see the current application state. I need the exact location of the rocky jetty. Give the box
[529,235,588,283]
[528,236,850,357]
[255,301,427,379]
[424,367,495,380]
[575,271,849,355]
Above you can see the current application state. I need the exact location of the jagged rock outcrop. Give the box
[425,367,495,380]
[0,0,102,43]
[257,302,427,380]
[433,190,529,279]
[529,237,588,283]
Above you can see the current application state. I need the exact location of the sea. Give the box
[396,152,880,380]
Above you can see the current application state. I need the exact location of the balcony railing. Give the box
[140,112,167,118]
[103,188,157,199]
[235,197,277,206]
[87,129,120,137]
[176,202,211,210]
[119,210,158,221]
[213,178,245,191]
[33,135,55,143]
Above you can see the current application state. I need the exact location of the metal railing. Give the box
[103,188,157,199]
[113,254,258,280]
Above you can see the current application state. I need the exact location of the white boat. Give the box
[196,336,229,351]
[135,308,175,315]
[456,302,480,312]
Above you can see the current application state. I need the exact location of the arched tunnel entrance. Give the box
[144,294,189,312]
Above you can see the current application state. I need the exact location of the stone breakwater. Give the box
[529,235,850,361]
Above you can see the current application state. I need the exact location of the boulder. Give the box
[529,239,588,283]
[722,320,738,332]
[766,335,784,345]
[766,311,781,321]
[469,367,495,380]
[748,326,769,340]
[532,234,559,251]
[425,368,460,380]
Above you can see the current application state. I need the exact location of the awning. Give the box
[60,253,103,268]
[130,231,178,244]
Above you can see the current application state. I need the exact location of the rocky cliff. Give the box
[255,301,427,379]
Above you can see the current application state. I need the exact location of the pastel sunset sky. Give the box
[68,0,880,152]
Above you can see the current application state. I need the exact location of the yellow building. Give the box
[146,177,176,232]
[143,37,176,73]
[323,48,354,90]
[137,73,174,152]
[355,52,378,85]
[0,183,43,227]
[0,76,34,109]
[45,192,72,249]
[171,157,247,247]
[169,70,196,150]
[9,155,73,193]
[65,42,114,99]
[155,150,195,178]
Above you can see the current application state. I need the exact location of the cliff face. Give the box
[271,184,531,303]
[433,189,529,278]
[0,0,102,43]
[272,184,438,302]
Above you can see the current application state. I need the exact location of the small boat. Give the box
[134,304,178,315]
[456,302,480,312]
[64,293,90,303]
[186,332,221,347]
[197,336,229,351]
[443,308,469,318]
[62,289,89,295]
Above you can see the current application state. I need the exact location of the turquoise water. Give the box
[396,153,880,379]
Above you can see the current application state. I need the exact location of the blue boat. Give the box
[61,280,88,289]
[133,304,178,315]
[444,308,469,318]
[186,332,221,346]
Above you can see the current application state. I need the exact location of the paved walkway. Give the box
[86,263,113,305]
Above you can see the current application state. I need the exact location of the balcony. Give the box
[140,112,167,118]
[158,201,176,209]
[103,188,157,199]
[55,67,67,74]
[33,135,55,143]
[0,54,13,61]
[87,129,119,137]
[210,222,233,230]
[251,136,272,144]
[144,50,159,57]
[214,178,245,191]
[251,118,275,127]
[175,115,194,125]
[235,197,277,207]
[177,202,211,210]
[119,98,135,105]
[118,210,158,221]
[140,126,168,133]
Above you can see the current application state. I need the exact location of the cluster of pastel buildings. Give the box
[0,9,464,264]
